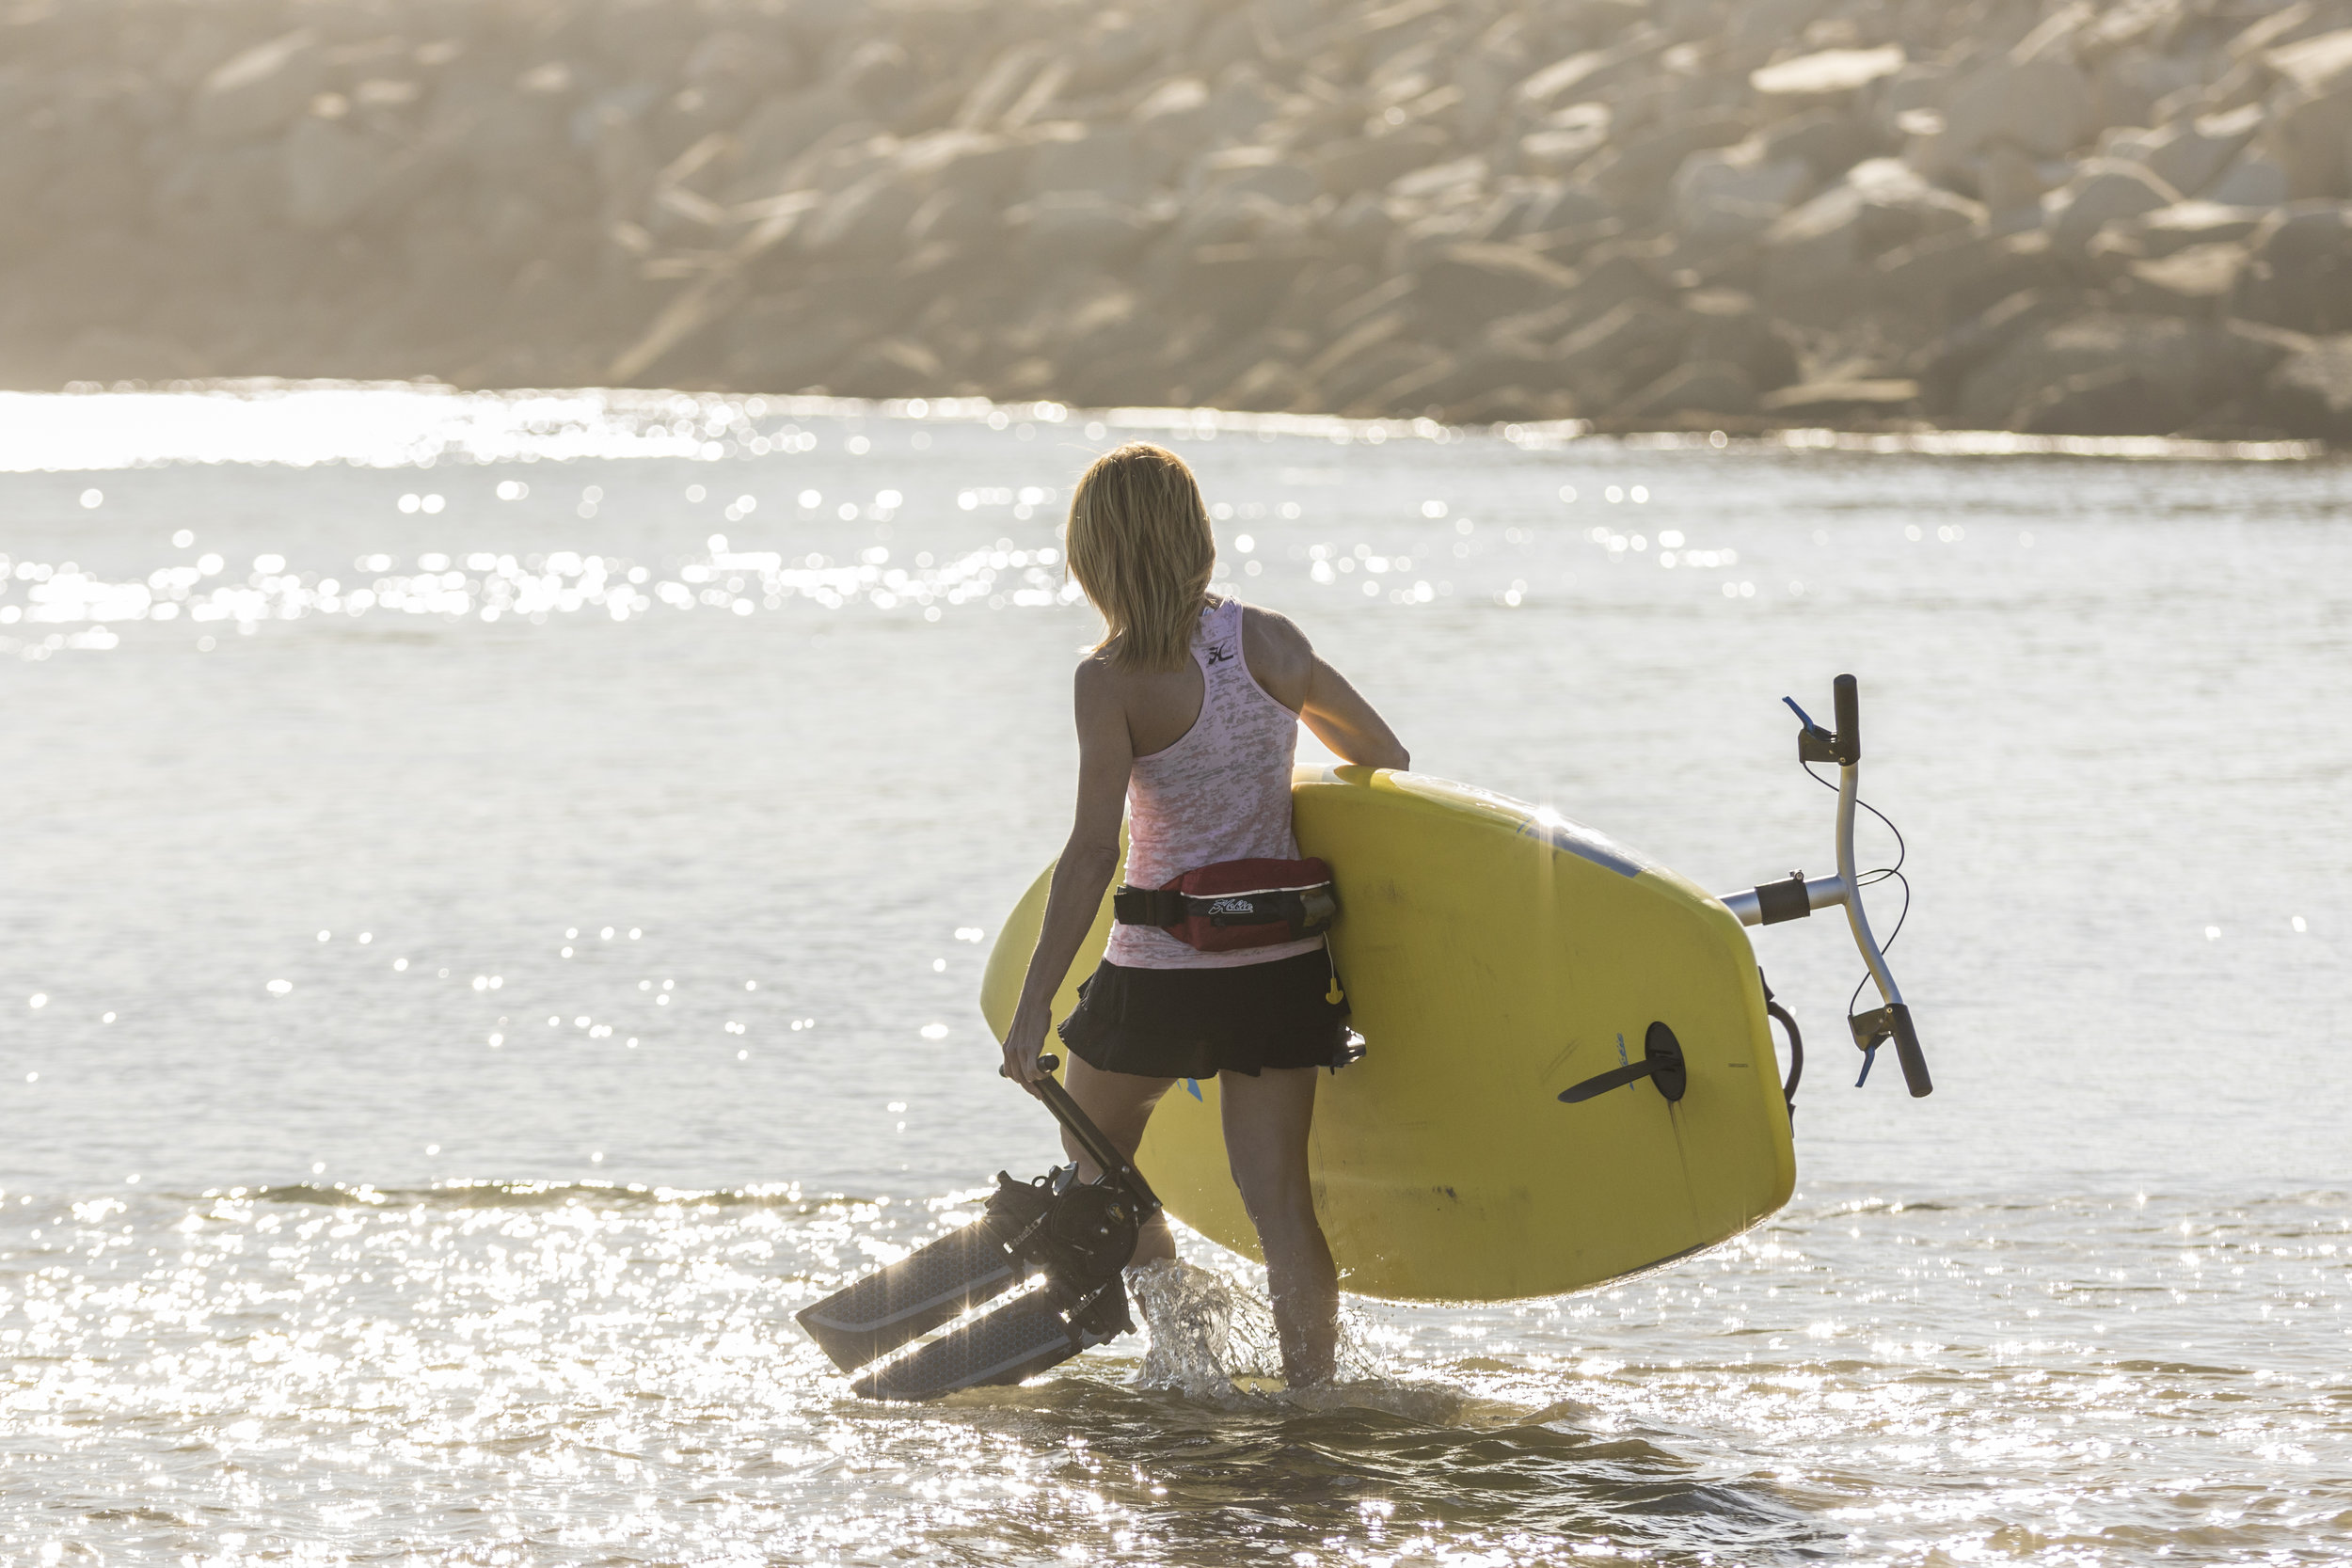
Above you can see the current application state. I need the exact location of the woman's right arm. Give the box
[1243,607,1409,771]
[1300,653,1409,772]
[998,657,1133,1093]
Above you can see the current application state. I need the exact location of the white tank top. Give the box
[1106,598,1324,971]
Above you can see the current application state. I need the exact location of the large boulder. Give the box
[1907,288,2086,405]
[280,111,403,231]
[1928,54,2095,169]
[2042,159,2181,257]
[1873,229,2060,327]
[1001,192,1154,271]
[798,172,926,261]
[1410,244,1578,345]
[2262,28,2352,198]
[2230,202,2352,334]
[1672,139,1814,244]
[2204,155,2291,207]
[1198,145,1321,207]
[2090,200,2269,263]
[1519,103,1613,179]
[1025,123,1151,202]
[1319,337,1452,411]
[190,29,321,145]
[1757,379,1921,420]
[722,295,867,390]
[1583,110,1751,211]
[1749,44,1907,102]
[461,68,580,186]
[905,186,1002,248]
[1483,247,1674,352]
[1309,127,1451,197]
[1515,32,1662,117]
[2098,105,2263,199]
[1681,289,1801,391]
[1763,158,1984,309]
[2090,43,2203,132]
[1552,298,1690,405]
[1168,243,1320,331]
[1130,77,1216,167]
[734,86,869,193]
[1756,110,1883,182]
[2259,334,2352,437]
[894,130,1033,202]
[831,337,948,399]
[1514,182,1613,240]
[2015,366,2201,436]
[1619,360,1758,420]
[1323,191,1399,261]
[1957,312,2302,431]
[2111,243,2248,316]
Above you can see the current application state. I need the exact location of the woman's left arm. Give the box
[999,658,1133,1093]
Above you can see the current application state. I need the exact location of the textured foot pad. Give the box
[797,1222,1018,1372]
[850,1291,1081,1401]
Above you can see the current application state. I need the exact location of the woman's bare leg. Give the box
[1219,1066,1338,1385]
[1061,1054,1179,1268]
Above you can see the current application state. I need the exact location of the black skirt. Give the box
[1057,948,1357,1080]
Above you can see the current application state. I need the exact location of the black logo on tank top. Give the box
[1204,640,1236,667]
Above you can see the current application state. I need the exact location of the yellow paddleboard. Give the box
[978,766,1795,1303]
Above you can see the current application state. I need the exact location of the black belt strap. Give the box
[1112,886,1185,927]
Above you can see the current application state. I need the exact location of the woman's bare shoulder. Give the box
[1238,603,1314,703]
[1073,642,1122,692]
[1238,602,1311,655]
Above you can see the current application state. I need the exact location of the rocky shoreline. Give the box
[7,0,2352,440]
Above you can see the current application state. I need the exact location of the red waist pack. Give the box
[1112,858,1339,953]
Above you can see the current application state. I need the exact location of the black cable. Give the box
[1797,757,1912,1040]
[1844,868,1909,1021]
[1802,759,1908,881]
[1766,993,1804,1118]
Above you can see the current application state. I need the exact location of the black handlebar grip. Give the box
[1887,1004,1931,1098]
[1833,673,1860,766]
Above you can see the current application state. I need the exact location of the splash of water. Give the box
[1127,1258,1403,1406]
[1128,1259,1281,1397]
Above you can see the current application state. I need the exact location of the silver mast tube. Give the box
[1836,759,1901,1008]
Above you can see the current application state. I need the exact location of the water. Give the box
[1,388,2345,1564]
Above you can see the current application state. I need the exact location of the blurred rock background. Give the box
[6,0,2352,436]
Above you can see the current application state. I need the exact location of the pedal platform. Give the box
[798,1162,1150,1401]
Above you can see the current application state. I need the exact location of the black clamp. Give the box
[1754,870,1812,925]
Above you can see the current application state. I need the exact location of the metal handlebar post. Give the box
[1835,736,1931,1098]
[1716,675,1932,1099]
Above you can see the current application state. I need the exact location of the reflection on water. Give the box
[1,391,2346,1563]
[0,533,1081,661]
[1,1181,2340,1563]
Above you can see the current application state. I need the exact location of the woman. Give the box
[996,442,1408,1386]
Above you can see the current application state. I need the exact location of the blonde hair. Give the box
[1064,443,1216,673]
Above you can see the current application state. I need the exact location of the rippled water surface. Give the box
[2,389,2345,1564]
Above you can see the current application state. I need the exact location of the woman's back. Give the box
[1106,597,1321,970]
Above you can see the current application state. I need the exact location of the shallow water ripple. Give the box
[0,1185,2342,1564]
